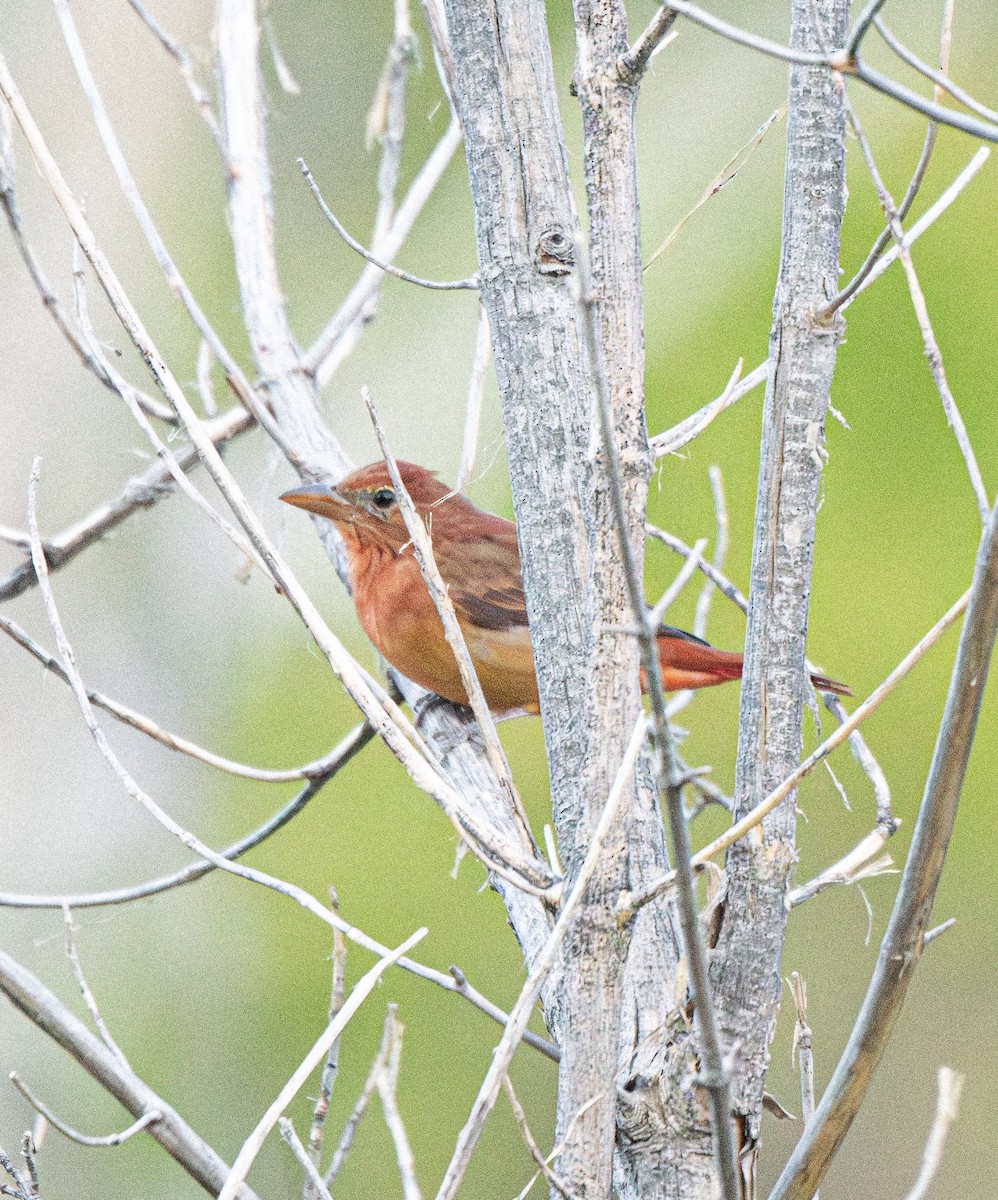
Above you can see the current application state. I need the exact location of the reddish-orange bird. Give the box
[281,462,849,714]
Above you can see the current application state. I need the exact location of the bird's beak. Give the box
[279,482,347,519]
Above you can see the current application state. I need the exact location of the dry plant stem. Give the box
[307,896,347,1190]
[624,588,970,919]
[787,973,815,1159]
[786,824,896,908]
[846,104,989,525]
[279,1121,334,1200]
[0,404,252,604]
[0,950,260,1199]
[0,612,374,783]
[364,389,535,856]
[660,2,998,141]
[502,1077,577,1200]
[217,928,426,1200]
[375,1011,422,1200]
[9,1074,160,1148]
[903,1068,964,1200]
[770,499,998,1200]
[324,1008,396,1187]
[648,538,707,627]
[61,908,128,1067]
[455,303,491,490]
[299,158,477,290]
[434,714,648,1200]
[52,0,285,451]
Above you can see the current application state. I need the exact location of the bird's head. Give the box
[280,461,453,544]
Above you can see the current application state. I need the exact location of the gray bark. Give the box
[441,2,682,1197]
[710,0,849,1186]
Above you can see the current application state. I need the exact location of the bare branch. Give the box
[0,950,261,1198]
[651,361,768,458]
[9,1074,161,1148]
[845,102,990,524]
[0,405,253,604]
[874,15,998,125]
[903,1068,964,1200]
[581,243,738,1198]
[324,1006,396,1187]
[616,7,678,86]
[299,158,477,290]
[770,497,998,1200]
[219,927,427,1200]
[280,1120,334,1200]
[375,1010,422,1200]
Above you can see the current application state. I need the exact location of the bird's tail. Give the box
[651,625,851,697]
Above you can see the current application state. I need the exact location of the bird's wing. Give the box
[435,525,530,632]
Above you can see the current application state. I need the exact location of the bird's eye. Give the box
[370,488,396,511]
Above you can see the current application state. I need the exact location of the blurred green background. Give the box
[0,1,995,1197]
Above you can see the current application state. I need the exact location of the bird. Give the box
[280,461,849,715]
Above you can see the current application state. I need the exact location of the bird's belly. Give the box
[357,571,534,710]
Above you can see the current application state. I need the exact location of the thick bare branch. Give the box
[770,497,998,1200]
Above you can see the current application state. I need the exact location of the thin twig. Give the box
[657,2,998,142]
[9,1074,161,1148]
[787,973,815,1141]
[217,928,426,1200]
[902,1068,964,1200]
[324,1007,396,1187]
[0,724,371,909]
[651,361,768,458]
[299,159,477,290]
[61,907,130,1067]
[279,1120,334,1200]
[845,101,990,525]
[0,405,254,605]
[502,1077,578,1200]
[644,106,785,273]
[127,0,229,161]
[787,825,897,908]
[621,588,971,920]
[0,613,375,784]
[824,0,953,318]
[307,891,347,1185]
[455,303,491,490]
[375,1009,422,1200]
[874,15,998,124]
[304,116,464,387]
